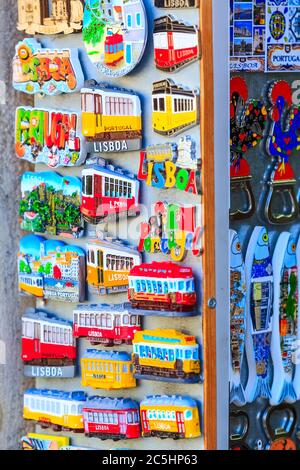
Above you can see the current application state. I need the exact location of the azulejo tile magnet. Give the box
[87,237,142,295]
[138,136,201,195]
[154,0,199,8]
[17,0,84,35]
[132,329,201,383]
[18,234,86,302]
[81,159,140,224]
[73,303,141,346]
[22,308,76,378]
[83,0,147,78]
[21,434,70,451]
[154,16,200,73]
[138,201,202,262]
[20,172,83,238]
[152,79,199,136]
[15,106,86,168]
[13,39,84,96]
[81,80,142,152]
[140,395,201,439]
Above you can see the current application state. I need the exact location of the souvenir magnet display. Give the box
[138,201,202,262]
[73,303,141,346]
[229,230,247,406]
[271,233,298,406]
[13,39,84,96]
[81,160,140,224]
[23,389,87,432]
[82,0,147,77]
[87,238,142,295]
[17,0,84,35]
[263,404,297,450]
[138,137,201,195]
[15,106,85,168]
[82,397,140,439]
[230,77,267,220]
[245,226,274,402]
[21,434,70,451]
[132,329,201,383]
[128,261,197,313]
[81,350,136,390]
[153,16,200,72]
[152,79,199,136]
[265,81,300,224]
[22,308,76,378]
[18,234,86,302]
[229,410,251,451]
[81,80,142,152]
[154,0,199,8]
[140,395,201,439]
[20,172,83,238]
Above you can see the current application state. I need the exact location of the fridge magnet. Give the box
[138,137,201,195]
[140,395,201,439]
[265,80,299,225]
[266,1,300,72]
[230,230,247,406]
[263,404,297,450]
[87,238,141,295]
[18,234,86,302]
[82,0,147,78]
[15,106,85,168]
[245,226,274,402]
[81,350,136,390]
[13,39,84,96]
[83,397,140,439]
[81,80,142,152]
[73,303,141,346]
[17,0,84,35]
[230,0,266,73]
[154,0,199,8]
[271,233,298,406]
[22,308,76,378]
[132,329,201,383]
[23,389,87,432]
[20,172,83,238]
[153,16,200,72]
[21,434,70,451]
[138,201,202,262]
[128,261,197,314]
[81,160,140,224]
[229,410,251,450]
[230,76,267,220]
[152,79,199,136]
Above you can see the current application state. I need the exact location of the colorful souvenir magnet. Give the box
[263,404,297,451]
[132,329,201,383]
[23,389,87,432]
[83,0,147,78]
[138,137,201,195]
[87,238,141,295]
[128,261,197,314]
[265,81,300,225]
[81,80,142,152]
[81,160,140,224]
[15,106,86,168]
[229,410,250,451]
[17,0,84,35]
[18,234,86,302]
[81,349,136,389]
[140,395,201,439]
[230,230,246,406]
[138,201,202,262]
[20,172,83,238]
[271,233,298,406]
[21,434,70,451]
[154,0,199,8]
[152,79,199,136]
[13,39,84,96]
[73,303,141,346]
[22,308,76,378]
[230,77,267,220]
[153,16,200,72]
[294,237,300,401]
[245,227,274,402]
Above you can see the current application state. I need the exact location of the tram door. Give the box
[97,250,104,286]
[119,412,126,434]
[95,94,102,130]
[34,322,41,354]
[114,315,121,338]
[167,31,175,64]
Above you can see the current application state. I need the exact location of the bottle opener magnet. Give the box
[230,158,255,220]
[263,404,298,451]
[229,410,251,450]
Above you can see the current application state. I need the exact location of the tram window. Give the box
[90,314,95,326]
[80,313,85,326]
[134,411,139,423]
[141,280,146,292]
[157,348,163,360]
[135,280,140,292]
[184,409,193,421]
[152,281,157,293]
[169,349,174,361]
[114,414,118,424]
[85,175,93,196]
[42,400,46,412]
[60,329,64,344]
[178,281,184,291]
[126,258,130,270]
[90,250,95,264]
[153,98,158,111]
[193,349,199,360]
[105,177,109,196]
[83,93,94,113]
[163,282,168,294]
[157,281,162,293]
[48,328,52,343]
[56,327,60,343]
[111,257,116,270]
[93,412,98,423]
[140,345,146,358]
[98,412,103,423]
[36,399,40,411]
[145,346,151,358]
[96,314,100,326]
[163,349,169,360]
[123,314,129,325]
[56,402,61,415]
[185,350,192,359]
[128,184,132,198]
[103,413,109,424]
[151,347,157,359]
[146,280,151,292]
[127,412,133,424]
[129,315,135,325]
[159,98,165,112]
[51,401,55,414]
[176,349,183,359]
[116,258,120,270]
[123,364,128,373]
[158,410,162,420]
[120,258,125,270]
[109,413,114,424]
[86,315,90,326]
[106,315,112,328]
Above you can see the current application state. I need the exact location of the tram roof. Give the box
[74,303,132,314]
[154,15,199,34]
[85,396,139,411]
[129,262,194,279]
[152,79,198,97]
[83,163,137,181]
[81,80,139,99]
[87,238,141,256]
[82,349,131,362]
[24,389,87,402]
[141,395,197,408]
[22,308,73,327]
